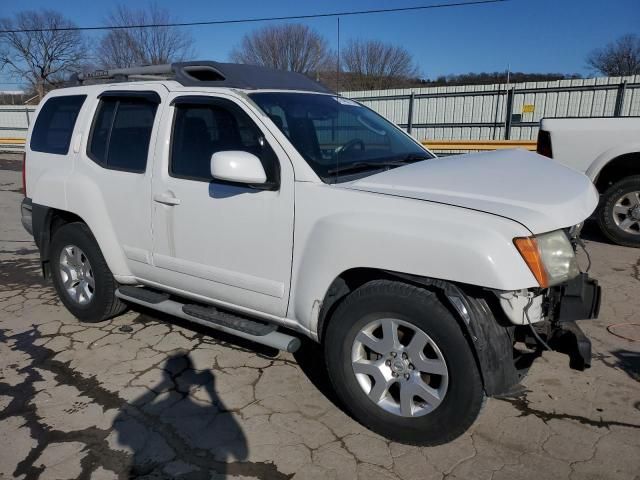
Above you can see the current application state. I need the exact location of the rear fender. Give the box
[586,143,640,182]
[32,174,132,279]
[63,173,133,277]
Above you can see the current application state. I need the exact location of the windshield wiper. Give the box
[327,154,430,175]
[399,153,432,162]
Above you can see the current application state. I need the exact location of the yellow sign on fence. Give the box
[522,104,535,113]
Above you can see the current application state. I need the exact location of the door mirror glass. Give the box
[210,151,267,185]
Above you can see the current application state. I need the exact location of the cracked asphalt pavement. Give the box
[0,153,639,480]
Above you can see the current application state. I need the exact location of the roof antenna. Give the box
[336,17,340,94]
[335,16,341,183]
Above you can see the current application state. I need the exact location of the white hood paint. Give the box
[345,149,599,234]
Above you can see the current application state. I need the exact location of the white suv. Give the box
[20,61,601,445]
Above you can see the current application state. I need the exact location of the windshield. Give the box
[249,92,433,182]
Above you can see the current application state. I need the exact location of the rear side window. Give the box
[30,95,86,155]
[88,97,158,173]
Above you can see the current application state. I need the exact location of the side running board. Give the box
[119,285,169,304]
[116,286,301,353]
[182,304,277,336]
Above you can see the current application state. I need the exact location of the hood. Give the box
[345,149,599,234]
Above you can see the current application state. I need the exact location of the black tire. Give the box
[324,280,484,446]
[50,222,126,322]
[597,175,640,248]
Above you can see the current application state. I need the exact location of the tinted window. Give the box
[170,100,279,184]
[30,95,86,154]
[88,97,157,173]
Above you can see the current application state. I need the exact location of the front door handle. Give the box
[153,192,181,206]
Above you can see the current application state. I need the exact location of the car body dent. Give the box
[288,182,539,336]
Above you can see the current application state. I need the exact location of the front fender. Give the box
[288,184,537,336]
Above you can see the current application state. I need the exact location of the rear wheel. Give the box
[50,222,126,322]
[598,176,640,248]
[324,280,484,445]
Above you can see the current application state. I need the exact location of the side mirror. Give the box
[210,151,267,185]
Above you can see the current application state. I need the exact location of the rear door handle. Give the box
[153,192,181,206]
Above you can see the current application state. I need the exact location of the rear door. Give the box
[74,87,165,277]
[148,92,295,317]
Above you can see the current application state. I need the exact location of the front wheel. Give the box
[50,222,126,322]
[324,280,484,445]
[598,175,640,247]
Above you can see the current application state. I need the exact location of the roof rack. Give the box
[71,61,331,93]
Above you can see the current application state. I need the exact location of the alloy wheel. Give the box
[612,191,640,235]
[59,244,95,305]
[351,317,449,417]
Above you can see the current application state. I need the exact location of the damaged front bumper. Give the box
[498,272,601,371]
[547,272,601,369]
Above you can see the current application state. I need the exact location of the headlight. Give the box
[514,230,579,288]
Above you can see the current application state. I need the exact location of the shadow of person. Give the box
[610,349,640,382]
[111,353,248,478]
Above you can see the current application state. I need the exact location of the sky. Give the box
[1,0,639,87]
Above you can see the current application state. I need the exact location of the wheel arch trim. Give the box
[317,269,520,396]
[31,203,131,279]
[587,145,640,186]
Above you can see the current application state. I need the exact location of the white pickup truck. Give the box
[21,61,601,445]
[538,117,640,247]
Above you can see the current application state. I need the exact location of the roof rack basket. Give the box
[71,61,331,93]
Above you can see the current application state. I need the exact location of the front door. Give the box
[149,93,294,317]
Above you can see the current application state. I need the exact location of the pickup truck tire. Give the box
[597,175,640,247]
[50,222,126,322]
[324,280,484,446]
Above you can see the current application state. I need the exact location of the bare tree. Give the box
[0,10,88,100]
[230,24,332,74]
[97,4,195,68]
[587,34,640,77]
[341,39,419,90]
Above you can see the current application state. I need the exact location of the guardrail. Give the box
[0,138,537,154]
[0,137,26,152]
[0,138,25,145]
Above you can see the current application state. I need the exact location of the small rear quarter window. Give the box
[30,95,86,155]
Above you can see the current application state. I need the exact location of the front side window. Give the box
[30,95,86,155]
[170,98,279,184]
[249,92,433,183]
[88,97,158,173]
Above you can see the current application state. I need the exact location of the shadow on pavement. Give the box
[112,353,249,478]
[128,302,363,426]
[1,319,294,478]
[129,304,281,359]
[293,337,342,407]
[128,304,352,430]
[609,349,640,382]
[127,304,346,409]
